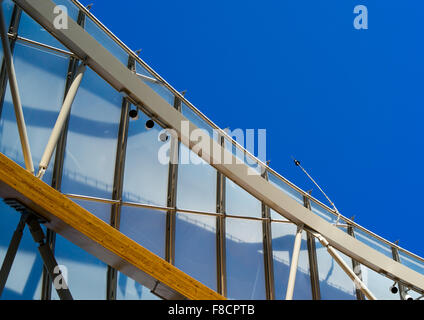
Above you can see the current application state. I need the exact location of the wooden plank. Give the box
[0,152,225,300]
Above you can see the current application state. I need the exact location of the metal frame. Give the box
[41,8,87,300]
[0,199,73,300]
[57,0,424,275]
[13,0,424,294]
[165,94,182,265]
[215,134,226,296]
[0,2,21,119]
[303,195,321,300]
[106,55,135,300]
[285,224,304,300]
[0,1,33,173]
[261,168,275,300]
[347,223,366,300]
[392,245,407,300]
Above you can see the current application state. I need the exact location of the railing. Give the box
[58,0,424,275]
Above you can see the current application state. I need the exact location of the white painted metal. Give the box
[37,63,86,179]
[12,0,424,294]
[314,232,377,300]
[0,1,34,174]
[285,225,303,300]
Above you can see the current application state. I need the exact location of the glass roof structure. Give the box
[0,0,423,300]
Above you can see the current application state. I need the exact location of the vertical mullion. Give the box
[0,4,22,118]
[165,95,182,265]
[41,10,87,301]
[392,245,407,300]
[303,196,321,300]
[216,135,226,296]
[346,224,365,300]
[106,55,135,300]
[261,170,275,300]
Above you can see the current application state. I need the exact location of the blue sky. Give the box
[80,1,424,257]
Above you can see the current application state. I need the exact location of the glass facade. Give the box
[0,0,423,301]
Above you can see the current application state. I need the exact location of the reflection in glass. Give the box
[268,172,304,206]
[175,212,217,291]
[315,240,356,300]
[310,201,336,224]
[177,144,217,213]
[270,208,288,221]
[52,234,107,300]
[85,18,128,65]
[0,42,69,184]
[116,272,161,300]
[226,178,261,218]
[361,265,399,300]
[353,228,393,259]
[398,251,424,276]
[119,205,166,258]
[226,218,266,299]
[18,12,67,50]
[272,222,312,300]
[61,67,121,199]
[71,198,111,224]
[0,201,43,300]
[123,115,169,206]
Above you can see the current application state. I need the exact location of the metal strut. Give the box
[0,2,34,174]
[0,199,73,300]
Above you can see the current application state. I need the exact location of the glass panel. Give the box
[181,102,214,138]
[315,239,357,300]
[61,67,121,199]
[175,212,217,291]
[226,217,266,300]
[0,200,43,300]
[271,222,312,300]
[1,0,15,35]
[116,272,161,300]
[270,209,288,221]
[399,251,424,276]
[71,198,111,224]
[268,172,304,206]
[0,42,69,185]
[119,205,166,258]
[361,265,399,300]
[52,0,80,20]
[353,228,393,259]
[123,114,169,206]
[85,18,128,65]
[52,234,107,300]
[226,178,261,218]
[310,200,337,224]
[18,12,67,50]
[176,144,217,213]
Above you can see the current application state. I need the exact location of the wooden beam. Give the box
[0,152,225,300]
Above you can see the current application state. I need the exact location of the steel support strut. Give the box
[37,63,86,179]
[0,214,27,296]
[285,224,303,300]
[0,199,73,300]
[0,2,34,173]
[313,232,377,300]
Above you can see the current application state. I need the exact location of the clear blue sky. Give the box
[80,0,424,257]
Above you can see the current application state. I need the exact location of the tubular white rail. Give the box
[9,0,424,296]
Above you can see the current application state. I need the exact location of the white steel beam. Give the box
[285,225,303,300]
[37,63,86,179]
[12,0,424,294]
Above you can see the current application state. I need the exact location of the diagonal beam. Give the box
[0,2,33,173]
[0,152,225,300]
[11,0,424,294]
